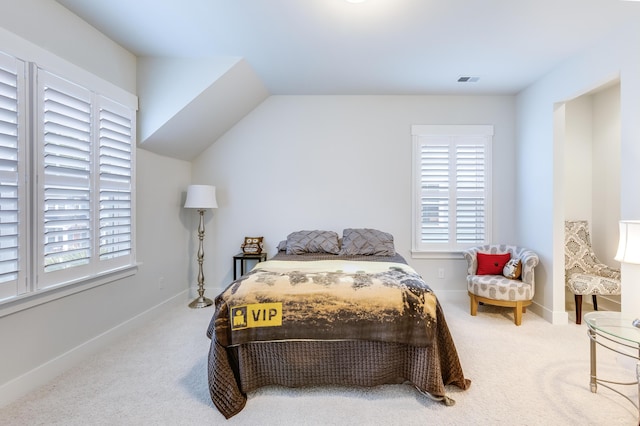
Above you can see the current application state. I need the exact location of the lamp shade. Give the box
[184,185,218,209]
[615,220,640,264]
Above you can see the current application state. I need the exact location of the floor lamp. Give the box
[184,185,218,308]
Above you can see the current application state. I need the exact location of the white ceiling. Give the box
[56,0,640,95]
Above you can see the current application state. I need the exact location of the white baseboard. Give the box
[593,294,621,311]
[433,289,468,304]
[528,300,569,325]
[0,291,187,409]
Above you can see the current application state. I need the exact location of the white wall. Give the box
[0,1,193,406]
[137,56,241,141]
[517,22,640,324]
[191,95,517,300]
[591,85,621,267]
[0,0,136,93]
[564,96,593,223]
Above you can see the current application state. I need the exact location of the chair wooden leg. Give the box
[592,294,598,311]
[575,294,583,324]
[514,301,523,326]
[470,293,478,316]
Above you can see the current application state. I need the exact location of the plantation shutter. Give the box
[0,53,25,300]
[0,48,137,306]
[98,98,133,264]
[419,142,450,244]
[412,125,492,252]
[455,141,486,243]
[39,70,93,285]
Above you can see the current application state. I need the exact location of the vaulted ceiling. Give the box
[55,0,640,159]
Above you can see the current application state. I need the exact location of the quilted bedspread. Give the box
[206,259,469,418]
[210,260,437,348]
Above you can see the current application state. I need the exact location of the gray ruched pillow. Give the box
[286,230,340,255]
[339,228,395,256]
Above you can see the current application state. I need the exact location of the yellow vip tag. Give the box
[231,303,283,330]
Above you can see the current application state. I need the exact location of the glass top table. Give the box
[584,311,640,422]
[584,311,640,345]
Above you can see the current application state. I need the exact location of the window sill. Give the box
[411,250,465,260]
[0,264,139,318]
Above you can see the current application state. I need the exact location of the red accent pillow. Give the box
[476,252,511,275]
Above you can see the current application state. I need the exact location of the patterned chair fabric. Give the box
[463,244,539,325]
[464,245,539,301]
[564,220,621,324]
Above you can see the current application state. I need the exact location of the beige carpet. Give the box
[0,298,637,425]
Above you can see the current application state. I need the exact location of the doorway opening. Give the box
[561,80,621,323]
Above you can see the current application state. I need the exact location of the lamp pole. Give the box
[189,208,212,308]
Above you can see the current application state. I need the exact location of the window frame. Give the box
[411,125,493,258]
[0,38,137,315]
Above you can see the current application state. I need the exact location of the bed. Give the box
[206,229,470,418]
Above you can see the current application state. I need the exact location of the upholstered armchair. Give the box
[564,220,621,324]
[463,244,539,326]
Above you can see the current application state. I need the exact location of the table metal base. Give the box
[588,326,640,423]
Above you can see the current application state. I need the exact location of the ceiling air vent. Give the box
[457,76,480,83]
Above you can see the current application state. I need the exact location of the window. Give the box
[0,48,136,306]
[411,125,493,254]
[0,52,26,301]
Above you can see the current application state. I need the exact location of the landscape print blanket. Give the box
[210,260,437,348]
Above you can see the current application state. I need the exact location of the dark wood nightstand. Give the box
[233,252,267,280]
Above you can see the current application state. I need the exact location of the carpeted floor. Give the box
[0,298,637,425]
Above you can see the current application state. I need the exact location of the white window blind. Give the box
[419,143,450,244]
[41,74,93,277]
[98,99,133,262]
[455,141,487,244]
[412,125,493,253]
[0,52,26,301]
[36,69,135,290]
